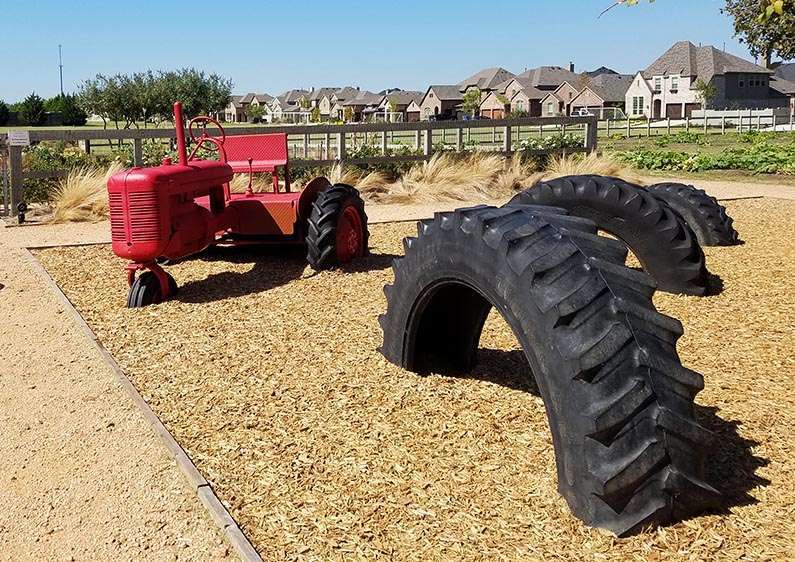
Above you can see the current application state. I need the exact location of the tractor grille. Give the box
[109,193,126,242]
[109,191,161,242]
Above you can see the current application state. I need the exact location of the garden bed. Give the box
[35,198,794,560]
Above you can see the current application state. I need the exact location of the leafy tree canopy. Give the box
[20,92,46,125]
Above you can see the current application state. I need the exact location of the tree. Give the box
[46,94,87,126]
[248,104,265,123]
[0,100,9,126]
[343,106,354,122]
[19,92,46,125]
[694,79,718,109]
[311,106,321,122]
[724,0,795,66]
[462,87,482,117]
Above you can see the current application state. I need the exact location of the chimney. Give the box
[569,61,575,73]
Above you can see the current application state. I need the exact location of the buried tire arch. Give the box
[378,205,720,536]
[507,175,710,296]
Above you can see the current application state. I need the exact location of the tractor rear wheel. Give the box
[306,183,369,270]
[127,271,177,308]
[507,175,710,295]
[646,182,739,246]
[379,205,720,536]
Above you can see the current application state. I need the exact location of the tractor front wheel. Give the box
[127,271,178,308]
[306,183,369,270]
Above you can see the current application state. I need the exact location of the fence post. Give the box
[414,129,421,150]
[337,131,346,161]
[646,117,651,137]
[456,127,463,151]
[133,138,143,167]
[423,126,433,157]
[721,116,726,134]
[324,133,330,159]
[703,114,708,134]
[303,134,309,158]
[9,145,24,215]
[585,118,598,153]
[626,117,631,138]
[503,126,512,153]
[757,114,761,130]
[772,114,777,131]
[667,117,671,135]
[606,119,610,137]
[80,139,91,155]
[685,116,690,132]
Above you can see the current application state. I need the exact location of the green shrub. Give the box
[518,133,584,151]
[0,100,9,126]
[653,131,708,147]
[45,94,88,126]
[19,92,46,126]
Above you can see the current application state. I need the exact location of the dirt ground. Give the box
[32,198,794,560]
[0,225,234,559]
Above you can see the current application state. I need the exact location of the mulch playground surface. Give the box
[36,198,794,560]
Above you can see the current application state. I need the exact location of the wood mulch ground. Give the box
[35,198,794,561]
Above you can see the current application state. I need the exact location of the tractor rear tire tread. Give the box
[646,182,739,246]
[507,175,709,295]
[379,205,719,536]
[306,183,369,270]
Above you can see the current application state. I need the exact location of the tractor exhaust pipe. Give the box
[173,102,188,166]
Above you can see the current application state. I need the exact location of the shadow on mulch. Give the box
[174,246,400,304]
[449,347,770,526]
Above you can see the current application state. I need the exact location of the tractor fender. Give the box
[297,176,333,223]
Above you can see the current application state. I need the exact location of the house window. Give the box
[516,100,525,112]
[739,78,745,88]
[632,96,644,116]
[670,76,679,93]
[654,77,662,92]
[547,102,555,115]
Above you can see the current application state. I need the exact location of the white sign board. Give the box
[7,131,31,147]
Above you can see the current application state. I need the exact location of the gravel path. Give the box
[0,222,234,560]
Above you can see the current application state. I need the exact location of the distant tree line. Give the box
[77,68,232,129]
[0,92,87,126]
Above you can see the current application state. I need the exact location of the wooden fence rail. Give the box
[0,116,597,214]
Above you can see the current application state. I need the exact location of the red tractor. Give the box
[107,102,368,307]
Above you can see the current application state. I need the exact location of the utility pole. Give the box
[58,44,64,96]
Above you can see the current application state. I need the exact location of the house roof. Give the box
[309,87,341,101]
[584,66,619,77]
[343,91,383,106]
[773,62,795,83]
[385,90,424,105]
[331,86,361,102]
[585,74,634,102]
[770,76,795,95]
[229,95,244,108]
[643,41,770,82]
[458,67,516,91]
[277,89,310,104]
[253,93,273,103]
[500,77,547,99]
[513,66,581,89]
[426,85,464,101]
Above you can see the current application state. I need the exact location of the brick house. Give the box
[478,91,510,119]
[625,41,785,119]
[569,74,632,117]
[418,85,464,120]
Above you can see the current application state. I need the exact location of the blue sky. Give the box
[0,0,771,102]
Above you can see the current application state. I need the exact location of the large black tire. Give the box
[379,205,720,536]
[127,271,177,308]
[306,183,369,270]
[507,175,709,296]
[647,182,740,246]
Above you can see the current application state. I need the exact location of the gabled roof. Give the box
[331,86,361,102]
[458,67,516,91]
[277,89,310,104]
[643,41,770,82]
[253,93,273,103]
[229,95,244,108]
[407,99,422,111]
[343,91,383,106]
[770,76,795,95]
[513,66,581,89]
[309,87,341,101]
[584,66,619,77]
[500,77,547,100]
[239,93,255,104]
[773,62,795,83]
[584,74,634,102]
[426,85,464,101]
[384,90,424,105]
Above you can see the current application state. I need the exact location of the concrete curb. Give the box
[23,248,263,562]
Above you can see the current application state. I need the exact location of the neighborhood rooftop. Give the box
[643,40,771,82]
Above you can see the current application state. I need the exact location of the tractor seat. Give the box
[223,133,290,194]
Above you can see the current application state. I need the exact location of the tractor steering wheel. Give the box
[187,116,226,160]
